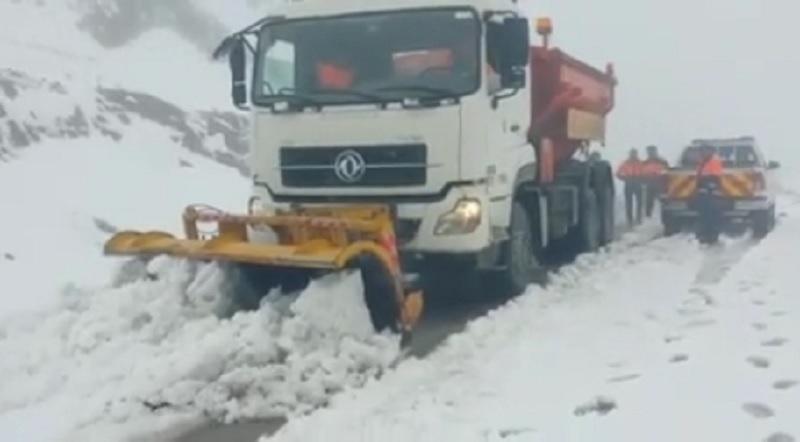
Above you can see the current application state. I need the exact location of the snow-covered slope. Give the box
[0,0,248,168]
[0,131,248,312]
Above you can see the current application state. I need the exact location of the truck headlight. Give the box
[434,198,482,236]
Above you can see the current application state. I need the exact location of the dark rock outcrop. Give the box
[0,68,250,175]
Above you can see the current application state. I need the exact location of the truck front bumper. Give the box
[661,196,773,219]
[249,183,494,255]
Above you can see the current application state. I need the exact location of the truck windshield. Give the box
[254,8,480,106]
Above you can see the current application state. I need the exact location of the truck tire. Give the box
[752,206,775,239]
[576,188,601,253]
[419,256,481,302]
[597,181,616,246]
[663,218,681,236]
[222,263,280,311]
[222,264,311,311]
[496,201,541,296]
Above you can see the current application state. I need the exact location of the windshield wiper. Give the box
[269,87,386,108]
[308,88,386,103]
[375,85,460,99]
[270,88,322,108]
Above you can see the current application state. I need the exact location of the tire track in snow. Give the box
[259,194,800,442]
[254,226,707,442]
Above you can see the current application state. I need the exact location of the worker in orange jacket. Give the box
[617,149,644,227]
[641,145,670,218]
[693,144,725,243]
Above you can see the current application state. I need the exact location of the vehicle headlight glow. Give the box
[434,198,482,236]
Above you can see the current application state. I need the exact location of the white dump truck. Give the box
[107,0,619,339]
[218,0,619,294]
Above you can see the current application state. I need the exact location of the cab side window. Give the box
[484,19,505,95]
[736,146,759,168]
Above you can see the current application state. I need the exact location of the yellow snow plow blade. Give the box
[104,204,423,337]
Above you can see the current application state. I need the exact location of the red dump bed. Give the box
[529,47,617,166]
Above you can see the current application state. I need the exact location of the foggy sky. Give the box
[523,0,800,164]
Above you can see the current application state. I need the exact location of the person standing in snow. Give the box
[617,149,645,227]
[693,144,725,243]
[641,145,670,218]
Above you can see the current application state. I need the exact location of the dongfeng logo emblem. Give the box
[333,150,367,183]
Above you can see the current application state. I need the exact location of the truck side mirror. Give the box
[229,38,249,109]
[501,17,530,69]
[768,160,780,170]
[488,17,530,90]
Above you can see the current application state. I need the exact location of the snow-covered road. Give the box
[261,196,800,442]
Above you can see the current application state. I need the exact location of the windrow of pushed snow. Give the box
[0,256,401,441]
[0,125,407,441]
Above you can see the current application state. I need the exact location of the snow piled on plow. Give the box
[0,257,400,441]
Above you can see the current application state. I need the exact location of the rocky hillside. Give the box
[0,0,263,174]
[0,68,249,174]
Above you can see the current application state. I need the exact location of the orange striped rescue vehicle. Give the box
[660,137,779,237]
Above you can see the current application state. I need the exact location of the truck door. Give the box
[483,17,535,217]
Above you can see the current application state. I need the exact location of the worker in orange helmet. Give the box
[617,148,645,227]
[693,144,725,244]
[641,145,670,218]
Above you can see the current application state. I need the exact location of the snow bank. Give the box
[0,129,401,442]
[0,258,399,442]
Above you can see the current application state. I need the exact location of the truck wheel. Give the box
[221,264,311,311]
[770,205,777,230]
[663,219,681,236]
[222,263,281,311]
[419,257,481,302]
[577,188,601,253]
[598,182,615,246]
[752,207,774,239]
[497,201,541,296]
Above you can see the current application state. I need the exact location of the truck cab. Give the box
[215,0,617,296]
